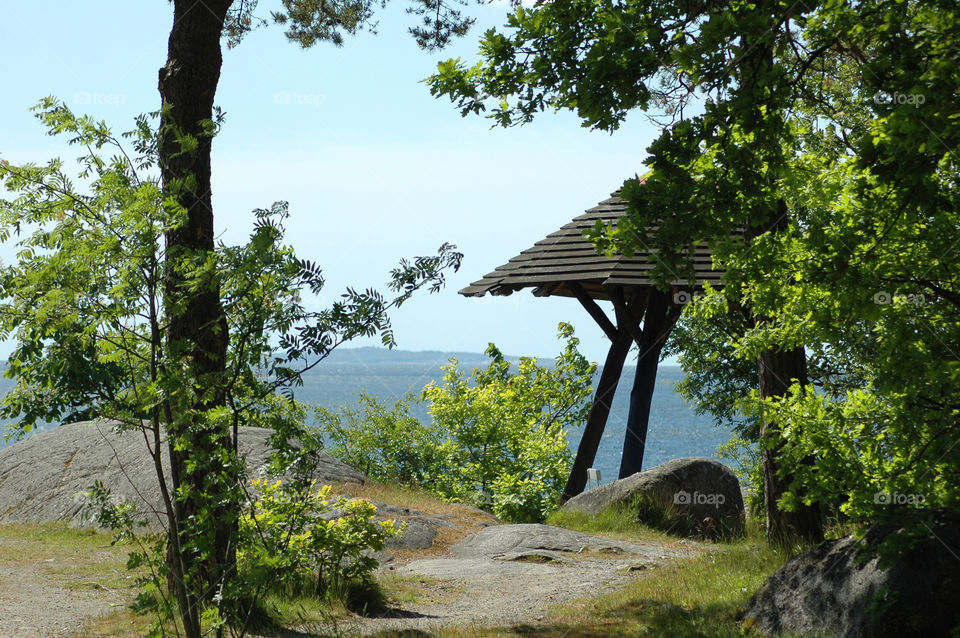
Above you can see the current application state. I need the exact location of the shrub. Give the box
[238,479,403,605]
[320,323,595,522]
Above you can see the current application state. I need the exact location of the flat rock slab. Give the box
[400,557,562,579]
[451,523,679,560]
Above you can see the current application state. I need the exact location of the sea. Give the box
[0,347,736,486]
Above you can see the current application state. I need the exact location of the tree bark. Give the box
[758,341,823,543]
[739,8,824,546]
[752,203,823,544]
[157,0,235,624]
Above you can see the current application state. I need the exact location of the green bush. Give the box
[238,478,403,605]
[317,393,443,486]
[319,323,595,522]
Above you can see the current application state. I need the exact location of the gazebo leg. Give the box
[560,328,632,503]
[618,290,677,478]
[618,344,661,479]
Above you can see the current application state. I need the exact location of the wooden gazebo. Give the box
[460,189,728,501]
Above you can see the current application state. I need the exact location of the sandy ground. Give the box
[343,550,689,635]
[0,561,126,638]
[0,524,696,638]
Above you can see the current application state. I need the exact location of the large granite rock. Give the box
[0,419,364,527]
[0,420,500,554]
[563,457,745,539]
[741,512,960,637]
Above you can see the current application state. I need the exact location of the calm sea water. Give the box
[0,349,735,485]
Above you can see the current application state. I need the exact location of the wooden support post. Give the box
[561,326,633,503]
[569,282,619,341]
[618,289,681,478]
[610,286,646,347]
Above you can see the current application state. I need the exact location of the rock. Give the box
[398,523,693,587]
[741,512,960,637]
[450,523,680,560]
[0,420,497,554]
[0,419,364,528]
[386,518,439,550]
[401,557,561,579]
[562,457,745,539]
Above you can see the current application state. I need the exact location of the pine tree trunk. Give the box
[157,1,235,629]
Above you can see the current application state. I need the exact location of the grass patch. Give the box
[0,522,119,562]
[75,608,147,638]
[546,504,685,546]
[0,522,133,590]
[379,573,448,605]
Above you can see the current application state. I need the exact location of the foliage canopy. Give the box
[429,0,960,539]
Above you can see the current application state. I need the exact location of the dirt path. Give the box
[324,524,699,636]
[0,561,126,638]
[0,525,698,638]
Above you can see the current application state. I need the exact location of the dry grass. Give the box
[332,478,499,565]
[0,522,134,591]
[331,478,496,521]
[76,609,149,638]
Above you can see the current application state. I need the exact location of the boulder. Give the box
[0,420,501,554]
[563,457,745,538]
[0,419,364,528]
[385,518,439,550]
[741,511,960,637]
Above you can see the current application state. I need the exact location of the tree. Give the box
[428,0,959,544]
[152,0,485,623]
[0,102,461,636]
[0,1,486,632]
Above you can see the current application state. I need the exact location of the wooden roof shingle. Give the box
[458,190,729,301]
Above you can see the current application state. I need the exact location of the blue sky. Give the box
[0,0,668,365]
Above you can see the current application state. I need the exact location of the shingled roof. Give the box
[458,190,727,301]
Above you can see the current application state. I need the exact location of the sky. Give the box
[0,0,669,365]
